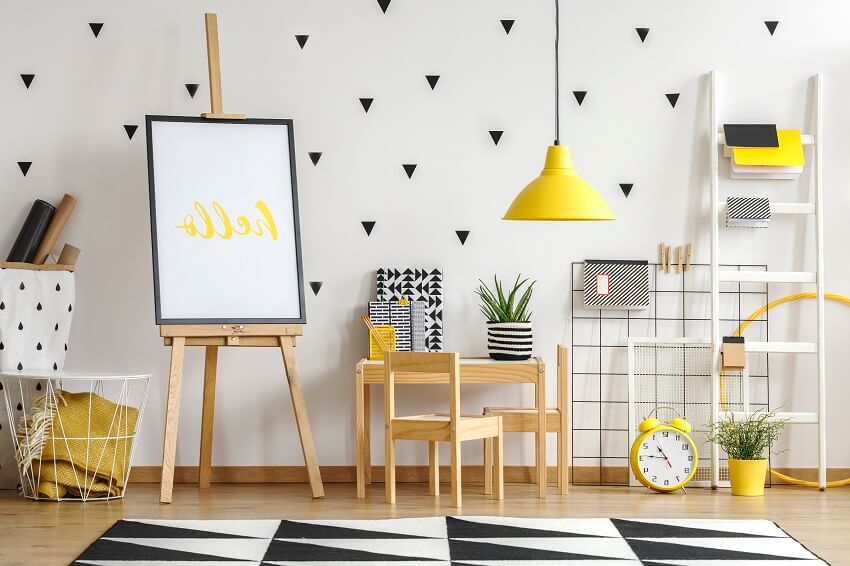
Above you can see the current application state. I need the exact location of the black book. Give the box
[723,124,779,148]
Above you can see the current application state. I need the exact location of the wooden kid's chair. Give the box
[483,345,569,495]
[384,351,504,507]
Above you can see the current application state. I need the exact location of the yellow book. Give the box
[732,129,805,167]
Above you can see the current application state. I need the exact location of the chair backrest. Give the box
[384,351,461,424]
[557,344,568,410]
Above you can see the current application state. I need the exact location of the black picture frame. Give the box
[145,115,306,325]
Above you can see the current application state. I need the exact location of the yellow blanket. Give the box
[21,391,138,499]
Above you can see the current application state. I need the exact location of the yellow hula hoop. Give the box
[722,292,850,488]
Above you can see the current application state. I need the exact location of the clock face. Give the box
[634,427,697,490]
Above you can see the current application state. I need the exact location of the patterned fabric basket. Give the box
[486,321,532,361]
[0,265,75,374]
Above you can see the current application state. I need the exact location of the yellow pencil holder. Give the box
[368,326,396,360]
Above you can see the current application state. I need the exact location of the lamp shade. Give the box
[503,145,615,221]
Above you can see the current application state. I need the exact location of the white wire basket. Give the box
[0,372,150,501]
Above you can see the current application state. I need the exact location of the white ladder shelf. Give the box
[708,71,827,490]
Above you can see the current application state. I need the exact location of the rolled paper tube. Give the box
[6,199,56,263]
[33,193,77,265]
[57,244,81,267]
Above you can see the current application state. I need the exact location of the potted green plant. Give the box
[475,275,535,360]
[707,409,787,496]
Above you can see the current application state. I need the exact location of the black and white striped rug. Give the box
[73,516,827,564]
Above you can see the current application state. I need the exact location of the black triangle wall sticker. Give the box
[309,152,322,166]
[765,20,779,35]
[456,230,470,245]
[501,19,515,34]
[89,23,103,37]
[489,130,504,146]
[573,91,587,105]
[377,0,391,14]
[635,27,650,42]
[185,83,199,98]
[361,221,376,236]
[295,34,309,49]
[666,93,680,108]
[359,97,374,113]
[426,75,440,90]
[619,183,634,197]
[18,162,32,176]
[309,281,323,296]
[20,74,35,89]
[123,125,138,140]
[402,164,417,178]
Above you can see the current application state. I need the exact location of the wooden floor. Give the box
[1,482,848,565]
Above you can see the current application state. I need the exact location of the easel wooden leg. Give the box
[199,346,218,489]
[279,336,324,498]
[355,368,366,499]
[160,337,185,504]
[536,369,547,499]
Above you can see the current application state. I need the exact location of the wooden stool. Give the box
[384,351,504,507]
[483,345,568,495]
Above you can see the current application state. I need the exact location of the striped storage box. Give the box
[726,197,771,228]
[583,260,650,310]
[486,321,532,361]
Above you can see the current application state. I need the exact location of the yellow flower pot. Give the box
[728,458,768,496]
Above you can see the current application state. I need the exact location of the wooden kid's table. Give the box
[355,356,550,499]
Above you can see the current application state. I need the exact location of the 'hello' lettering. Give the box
[176,200,279,241]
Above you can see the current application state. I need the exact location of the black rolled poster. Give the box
[6,199,55,262]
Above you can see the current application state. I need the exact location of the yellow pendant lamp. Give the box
[503,0,615,221]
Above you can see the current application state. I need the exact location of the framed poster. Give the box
[145,116,305,324]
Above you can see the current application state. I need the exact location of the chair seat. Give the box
[392,414,500,442]
[483,406,561,433]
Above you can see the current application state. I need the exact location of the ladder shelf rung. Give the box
[719,411,818,424]
[746,341,817,354]
[718,271,816,283]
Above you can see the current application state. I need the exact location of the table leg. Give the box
[355,367,366,499]
[483,437,493,495]
[364,383,372,484]
[160,337,185,504]
[536,364,547,499]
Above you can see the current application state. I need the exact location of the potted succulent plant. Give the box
[707,409,787,496]
[475,275,535,360]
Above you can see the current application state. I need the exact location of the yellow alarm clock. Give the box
[629,407,698,492]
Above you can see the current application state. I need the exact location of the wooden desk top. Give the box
[356,356,544,384]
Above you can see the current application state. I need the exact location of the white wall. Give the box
[2,0,850,473]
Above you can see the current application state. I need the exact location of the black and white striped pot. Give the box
[486,321,532,361]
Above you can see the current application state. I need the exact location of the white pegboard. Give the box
[627,338,745,487]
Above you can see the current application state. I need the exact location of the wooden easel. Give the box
[158,13,323,503]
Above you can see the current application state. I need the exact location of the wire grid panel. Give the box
[570,262,770,486]
[627,338,743,488]
[0,373,150,501]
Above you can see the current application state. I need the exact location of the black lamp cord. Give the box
[554,0,560,146]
